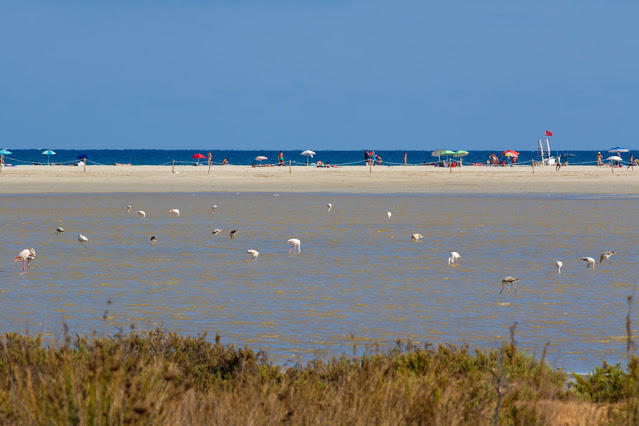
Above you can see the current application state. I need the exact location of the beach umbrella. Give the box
[453,150,469,166]
[77,153,89,163]
[439,150,456,165]
[255,156,268,163]
[501,150,519,157]
[42,150,56,165]
[192,153,206,165]
[301,150,316,166]
[431,149,445,162]
[608,147,629,154]
[606,156,622,162]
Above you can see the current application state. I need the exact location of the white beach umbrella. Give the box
[255,156,268,163]
[608,147,629,154]
[301,150,316,165]
[606,156,622,162]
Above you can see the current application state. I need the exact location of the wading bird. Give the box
[287,238,301,254]
[246,249,259,259]
[14,248,36,272]
[448,252,461,265]
[78,234,88,244]
[411,234,423,242]
[500,277,520,294]
[230,230,239,239]
[600,251,615,263]
[150,236,157,245]
[136,210,146,219]
[169,209,180,216]
[556,260,563,274]
[55,227,64,235]
[327,203,332,212]
[127,205,132,213]
[211,229,222,235]
[211,205,218,213]
[387,212,392,219]
[582,257,595,269]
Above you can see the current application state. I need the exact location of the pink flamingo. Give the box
[287,239,301,254]
[14,248,36,272]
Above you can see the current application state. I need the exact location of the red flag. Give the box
[545,130,553,137]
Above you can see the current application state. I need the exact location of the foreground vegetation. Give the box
[0,324,637,425]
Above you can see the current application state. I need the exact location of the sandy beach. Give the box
[1,164,638,194]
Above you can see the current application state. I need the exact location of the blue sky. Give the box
[1,1,637,150]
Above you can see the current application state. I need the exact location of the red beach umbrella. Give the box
[501,150,519,157]
[192,153,206,165]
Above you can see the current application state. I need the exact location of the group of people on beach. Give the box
[364,150,382,166]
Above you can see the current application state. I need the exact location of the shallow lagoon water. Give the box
[1,192,637,372]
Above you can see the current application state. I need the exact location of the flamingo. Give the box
[600,251,615,263]
[448,252,461,265]
[169,209,180,216]
[211,229,222,235]
[327,203,332,212]
[55,227,64,235]
[411,234,423,242]
[230,230,239,239]
[582,257,595,269]
[287,239,301,254]
[150,236,157,245]
[387,212,392,219]
[136,210,146,219]
[246,249,259,259]
[14,248,35,272]
[556,260,563,274]
[78,234,88,244]
[500,277,520,294]
[127,205,132,213]
[211,205,218,213]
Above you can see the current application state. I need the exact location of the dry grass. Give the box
[0,325,637,424]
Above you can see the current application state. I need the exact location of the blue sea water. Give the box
[2,149,632,167]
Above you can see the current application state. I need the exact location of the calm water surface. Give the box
[1,193,637,372]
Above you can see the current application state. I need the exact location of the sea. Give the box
[2,190,638,373]
[2,149,633,167]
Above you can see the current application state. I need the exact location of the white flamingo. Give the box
[169,209,180,216]
[327,203,332,212]
[556,260,563,274]
[230,230,239,239]
[387,212,392,219]
[211,205,218,213]
[127,205,132,213]
[582,257,595,269]
[55,227,64,235]
[500,277,520,294]
[287,238,301,254]
[211,229,222,235]
[448,251,461,265]
[150,236,157,245]
[600,251,615,263]
[246,249,259,259]
[78,234,88,244]
[136,210,146,219]
[411,234,423,242]
[14,248,36,272]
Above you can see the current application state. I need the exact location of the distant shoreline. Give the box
[1,164,638,195]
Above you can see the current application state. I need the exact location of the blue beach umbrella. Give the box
[42,150,56,165]
[0,149,11,167]
[77,153,89,162]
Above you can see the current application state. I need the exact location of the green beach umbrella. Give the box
[453,150,469,166]
[439,150,456,165]
[42,150,56,165]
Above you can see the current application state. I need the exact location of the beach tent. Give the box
[301,150,316,166]
[42,150,56,165]
[192,153,206,165]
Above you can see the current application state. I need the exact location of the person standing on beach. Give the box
[364,151,370,165]
[404,152,407,165]
[628,154,634,170]
[278,151,284,166]
[597,152,602,167]
[207,151,213,167]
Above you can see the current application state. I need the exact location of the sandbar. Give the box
[1,164,638,194]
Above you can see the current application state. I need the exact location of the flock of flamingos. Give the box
[12,202,616,295]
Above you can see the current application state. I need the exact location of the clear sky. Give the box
[1,1,637,150]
